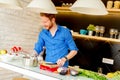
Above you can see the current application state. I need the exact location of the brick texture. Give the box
[0,1,42,52]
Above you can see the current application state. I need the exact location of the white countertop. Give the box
[0,57,93,80]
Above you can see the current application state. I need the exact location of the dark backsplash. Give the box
[56,11,120,74]
[56,12,120,37]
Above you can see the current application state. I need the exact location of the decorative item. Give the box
[95,26,100,36]
[113,1,120,9]
[87,24,95,36]
[118,32,120,39]
[109,28,115,38]
[99,26,105,37]
[80,29,87,35]
[114,29,118,39]
[106,0,113,9]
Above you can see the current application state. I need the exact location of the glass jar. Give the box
[30,55,38,67]
[114,0,120,9]
[107,0,113,9]
[118,32,120,39]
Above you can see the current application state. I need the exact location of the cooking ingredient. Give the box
[70,69,79,76]
[0,54,14,62]
[11,46,22,53]
[78,69,107,80]
[106,73,114,78]
[110,74,120,80]
[106,71,120,80]
[0,50,7,54]
[30,55,38,67]
[70,68,79,76]
[57,67,68,75]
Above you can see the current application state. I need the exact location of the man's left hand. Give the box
[57,58,66,67]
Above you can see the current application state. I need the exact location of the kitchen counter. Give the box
[0,58,93,80]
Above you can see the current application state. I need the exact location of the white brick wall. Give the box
[0,8,42,51]
[0,0,42,80]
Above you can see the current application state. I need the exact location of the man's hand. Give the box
[57,58,66,67]
[31,50,38,56]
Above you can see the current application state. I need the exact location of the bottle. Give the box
[107,0,113,9]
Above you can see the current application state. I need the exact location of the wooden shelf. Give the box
[72,32,120,43]
[56,7,120,13]
[56,7,71,12]
[56,7,70,11]
[107,9,120,12]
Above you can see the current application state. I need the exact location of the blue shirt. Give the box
[34,25,78,67]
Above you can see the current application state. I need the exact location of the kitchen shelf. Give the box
[72,32,120,43]
[56,7,71,12]
[107,9,120,12]
[56,7,120,13]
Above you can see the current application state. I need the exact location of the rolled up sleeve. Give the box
[34,33,45,54]
[65,29,78,51]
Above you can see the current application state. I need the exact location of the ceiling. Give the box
[52,0,108,6]
[18,0,108,7]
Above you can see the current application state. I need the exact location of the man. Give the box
[34,13,78,67]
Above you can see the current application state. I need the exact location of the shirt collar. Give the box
[43,24,61,33]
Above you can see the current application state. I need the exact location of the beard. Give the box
[47,21,54,30]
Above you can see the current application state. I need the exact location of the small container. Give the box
[88,31,94,36]
[114,0,120,9]
[22,57,31,67]
[107,0,113,9]
[80,29,87,35]
[98,67,103,74]
[118,32,120,39]
[30,55,38,67]
[57,67,68,75]
[25,58,31,66]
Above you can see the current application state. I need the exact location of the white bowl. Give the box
[0,54,14,62]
